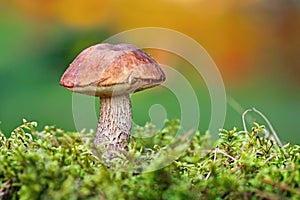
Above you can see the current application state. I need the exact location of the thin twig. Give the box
[241,108,252,149]
[217,149,238,162]
[231,164,244,174]
[261,178,300,194]
[263,154,277,165]
[205,145,218,180]
[256,189,281,200]
[252,107,283,147]
[242,108,252,133]
[188,149,215,154]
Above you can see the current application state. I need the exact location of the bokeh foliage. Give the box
[1,1,300,142]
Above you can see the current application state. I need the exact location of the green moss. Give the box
[0,119,299,199]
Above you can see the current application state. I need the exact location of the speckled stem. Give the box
[94,94,132,159]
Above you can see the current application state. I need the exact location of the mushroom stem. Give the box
[94,94,132,159]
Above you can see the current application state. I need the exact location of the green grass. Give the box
[1,119,299,199]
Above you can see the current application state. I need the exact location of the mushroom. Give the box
[60,43,165,159]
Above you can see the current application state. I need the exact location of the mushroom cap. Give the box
[60,43,165,96]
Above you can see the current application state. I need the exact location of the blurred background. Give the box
[0,0,299,144]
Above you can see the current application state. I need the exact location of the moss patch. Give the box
[0,119,299,199]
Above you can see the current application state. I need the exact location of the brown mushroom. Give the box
[60,43,165,159]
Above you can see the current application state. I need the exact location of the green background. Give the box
[1,3,299,144]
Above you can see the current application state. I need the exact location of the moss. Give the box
[0,119,299,199]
